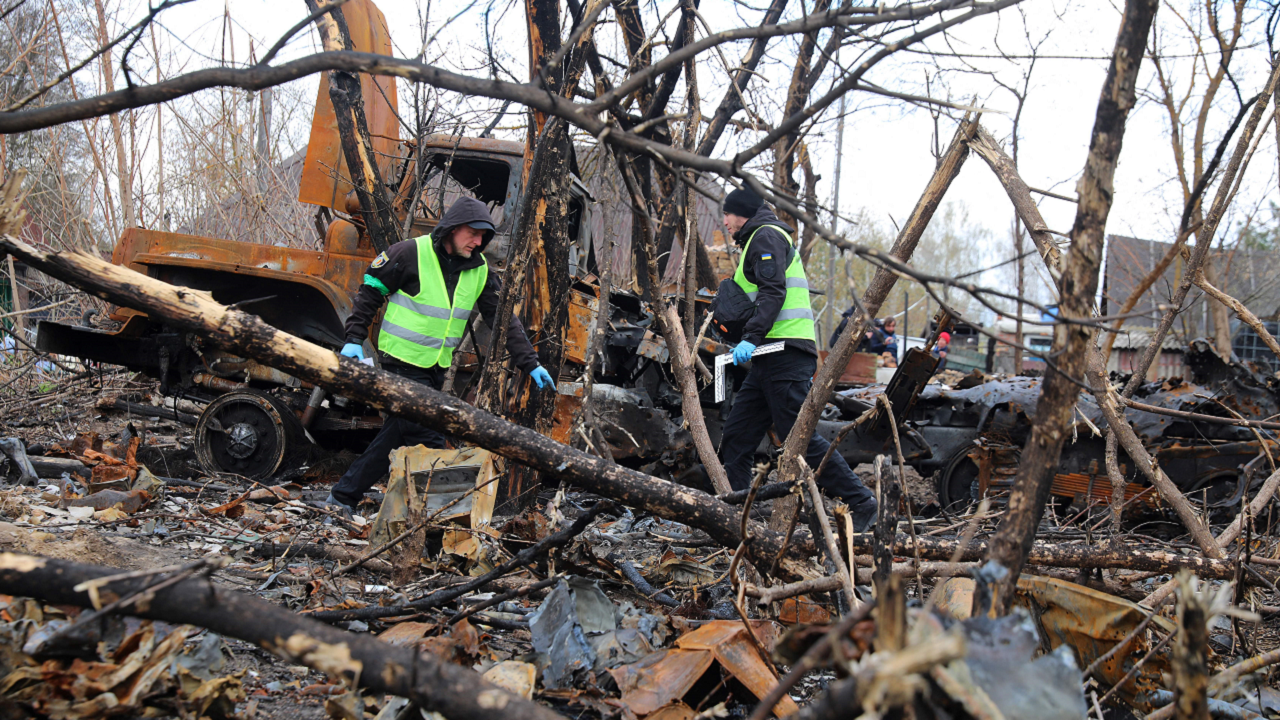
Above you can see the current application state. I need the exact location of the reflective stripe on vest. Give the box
[377,235,488,368]
[732,225,817,341]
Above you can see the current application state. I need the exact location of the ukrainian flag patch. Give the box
[761,253,773,260]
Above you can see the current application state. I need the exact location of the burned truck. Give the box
[818,339,1280,516]
[38,132,594,481]
[34,0,602,480]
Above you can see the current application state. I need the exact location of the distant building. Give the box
[1105,325,1190,379]
[1103,234,1280,332]
[988,313,1051,374]
[1103,233,1280,376]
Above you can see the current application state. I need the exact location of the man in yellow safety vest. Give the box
[719,188,877,531]
[326,197,553,514]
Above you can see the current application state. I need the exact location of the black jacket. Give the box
[343,197,540,373]
[733,206,817,357]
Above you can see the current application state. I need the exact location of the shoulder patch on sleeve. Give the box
[757,258,778,280]
[760,253,773,260]
[370,252,389,269]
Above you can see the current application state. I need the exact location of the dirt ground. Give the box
[1,386,1279,719]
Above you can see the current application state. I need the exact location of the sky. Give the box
[144,0,1280,311]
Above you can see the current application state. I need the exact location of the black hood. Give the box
[733,204,794,247]
[434,196,498,255]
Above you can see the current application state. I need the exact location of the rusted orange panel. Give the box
[612,621,796,718]
[564,289,597,365]
[110,227,373,316]
[297,0,399,210]
[1051,472,1157,507]
[550,392,582,444]
[674,622,796,717]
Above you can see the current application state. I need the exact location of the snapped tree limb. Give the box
[0,552,563,720]
[1085,351,1222,558]
[0,231,812,578]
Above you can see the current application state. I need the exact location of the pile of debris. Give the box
[0,390,1277,718]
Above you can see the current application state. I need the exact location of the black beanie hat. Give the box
[723,188,763,218]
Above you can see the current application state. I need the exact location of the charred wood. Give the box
[0,553,561,720]
[309,501,615,622]
[982,0,1157,613]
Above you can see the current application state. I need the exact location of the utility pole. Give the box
[826,70,846,348]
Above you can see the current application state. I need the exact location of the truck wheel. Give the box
[934,452,981,512]
[194,391,307,482]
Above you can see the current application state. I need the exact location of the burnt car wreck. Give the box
[819,339,1280,517]
[34,134,596,482]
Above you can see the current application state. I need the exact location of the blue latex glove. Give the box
[732,341,757,366]
[530,365,554,390]
[340,342,365,360]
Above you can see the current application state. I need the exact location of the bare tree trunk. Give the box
[980,0,1158,615]
[305,0,399,253]
[93,0,134,232]
[496,0,577,511]
[1202,255,1234,356]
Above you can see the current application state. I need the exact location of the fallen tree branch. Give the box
[794,533,1258,582]
[251,542,393,575]
[0,552,562,720]
[1087,352,1222,558]
[0,231,819,579]
[449,575,562,625]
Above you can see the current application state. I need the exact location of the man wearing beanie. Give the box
[719,187,878,531]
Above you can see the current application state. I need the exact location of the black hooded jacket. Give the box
[733,205,817,357]
[343,197,540,373]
